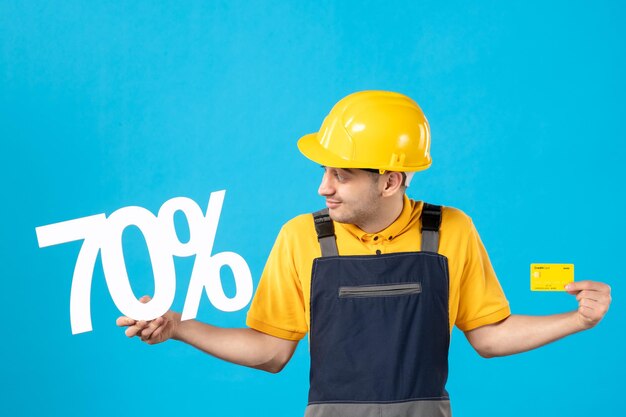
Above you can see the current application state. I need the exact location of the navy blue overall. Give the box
[305,204,452,417]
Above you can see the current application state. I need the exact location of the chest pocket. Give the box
[338,282,422,298]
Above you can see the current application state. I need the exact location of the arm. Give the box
[117,297,299,374]
[464,280,611,358]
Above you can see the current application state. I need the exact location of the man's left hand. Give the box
[565,280,612,330]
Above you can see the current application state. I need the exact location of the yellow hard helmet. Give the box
[297,90,432,173]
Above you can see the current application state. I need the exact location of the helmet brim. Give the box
[297,132,432,172]
[297,133,356,168]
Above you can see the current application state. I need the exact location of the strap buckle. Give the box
[313,209,335,240]
[421,203,442,232]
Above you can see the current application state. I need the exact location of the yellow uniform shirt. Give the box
[246,195,511,341]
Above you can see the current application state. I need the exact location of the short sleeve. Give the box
[246,225,308,341]
[455,219,511,331]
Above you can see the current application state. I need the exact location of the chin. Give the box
[328,210,353,225]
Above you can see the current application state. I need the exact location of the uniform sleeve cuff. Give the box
[246,316,307,341]
[456,305,512,331]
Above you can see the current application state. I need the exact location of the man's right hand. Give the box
[115,295,180,345]
[115,295,299,373]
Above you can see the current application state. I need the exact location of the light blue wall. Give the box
[2,1,624,416]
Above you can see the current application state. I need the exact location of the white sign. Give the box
[35,190,253,335]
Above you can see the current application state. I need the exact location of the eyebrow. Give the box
[320,166,355,174]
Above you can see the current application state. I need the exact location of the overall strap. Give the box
[313,208,338,257]
[421,203,442,252]
[313,203,442,256]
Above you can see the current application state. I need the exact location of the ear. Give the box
[380,172,404,197]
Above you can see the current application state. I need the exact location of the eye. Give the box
[334,171,346,182]
[321,167,349,183]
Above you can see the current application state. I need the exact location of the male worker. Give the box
[118,91,611,417]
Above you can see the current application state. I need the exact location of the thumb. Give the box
[564,282,581,295]
[139,295,152,303]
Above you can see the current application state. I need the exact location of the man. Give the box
[118,91,611,417]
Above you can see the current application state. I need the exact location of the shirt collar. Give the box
[338,195,419,243]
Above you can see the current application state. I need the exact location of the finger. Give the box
[116,316,136,327]
[125,324,141,338]
[117,295,151,328]
[579,297,600,311]
[576,286,612,307]
[566,280,610,293]
[581,297,610,315]
[578,298,609,324]
[126,320,149,337]
[576,290,599,303]
[577,301,597,325]
[152,325,164,340]
[141,317,164,340]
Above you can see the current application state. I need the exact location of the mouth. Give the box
[326,200,341,209]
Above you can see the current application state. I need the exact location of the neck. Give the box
[357,195,404,233]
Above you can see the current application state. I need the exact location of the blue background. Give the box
[1,1,624,416]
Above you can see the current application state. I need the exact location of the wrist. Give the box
[170,311,184,341]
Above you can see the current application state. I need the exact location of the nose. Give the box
[318,169,335,197]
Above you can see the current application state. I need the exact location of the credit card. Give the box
[530,263,574,291]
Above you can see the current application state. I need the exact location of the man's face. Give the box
[318,167,383,226]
